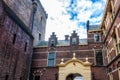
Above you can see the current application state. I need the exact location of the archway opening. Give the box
[66,73,83,80]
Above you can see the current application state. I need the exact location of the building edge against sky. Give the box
[31,0,120,80]
[0,0,120,80]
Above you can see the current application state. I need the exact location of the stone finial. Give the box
[84,57,92,66]
[72,53,76,59]
[60,58,64,64]
[86,57,88,62]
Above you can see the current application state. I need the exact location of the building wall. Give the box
[31,29,106,80]
[101,0,120,80]
[3,0,32,28]
[2,0,47,46]
[0,0,33,80]
[32,0,47,46]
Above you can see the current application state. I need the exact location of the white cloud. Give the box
[40,0,106,41]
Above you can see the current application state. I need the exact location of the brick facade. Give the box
[101,0,120,80]
[0,0,47,79]
[0,0,33,80]
[31,27,107,80]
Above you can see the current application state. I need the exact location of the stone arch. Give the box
[57,57,92,80]
[66,73,83,80]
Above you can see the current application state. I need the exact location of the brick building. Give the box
[0,0,120,80]
[31,21,107,80]
[32,0,48,46]
[0,0,47,80]
[101,0,120,80]
[31,0,120,80]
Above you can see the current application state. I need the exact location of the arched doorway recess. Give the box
[57,53,92,80]
[66,73,83,80]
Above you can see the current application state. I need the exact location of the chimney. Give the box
[86,20,89,31]
[65,35,69,41]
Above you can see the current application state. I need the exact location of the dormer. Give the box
[70,31,79,46]
[48,32,58,47]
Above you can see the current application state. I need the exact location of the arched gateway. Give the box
[57,53,92,80]
[66,73,83,80]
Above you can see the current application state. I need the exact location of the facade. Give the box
[101,0,120,80]
[31,0,120,80]
[30,21,107,80]
[0,0,47,80]
[32,0,48,46]
[0,0,120,80]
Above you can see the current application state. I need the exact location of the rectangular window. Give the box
[48,52,55,67]
[24,42,27,52]
[95,50,103,66]
[13,34,16,44]
[39,33,41,40]
[94,34,99,42]
[20,77,22,80]
[72,38,77,45]
[5,75,9,80]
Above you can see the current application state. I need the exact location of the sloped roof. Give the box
[37,38,88,47]
[89,25,100,30]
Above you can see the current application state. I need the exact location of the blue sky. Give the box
[40,0,107,40]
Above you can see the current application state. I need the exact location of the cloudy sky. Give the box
[40,0,107,41]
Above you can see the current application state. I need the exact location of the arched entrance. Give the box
[57,53,92,80]
[66,73,83,80]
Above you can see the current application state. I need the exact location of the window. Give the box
[20,77,22,80]
[48,52,55,67]
[24,42,27,52]
[95,50,103,65]
[72,38,77,45]
[41,17,42,22]
[117,61,120,68]
[50,39,55,47]
[13,34,16,44]
[5,75,9,80]
[94,34,99,42]
[112,32,118,55]
[35,76,40,80]
[39,33,41,40]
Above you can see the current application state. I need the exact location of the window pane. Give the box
[72,38,77,45]
[48,59,54,67]
[49,52,55,59]
[94,34,99,42]
[96,50,103,65]
[48,52,55,67]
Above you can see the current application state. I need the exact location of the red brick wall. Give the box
[30,67,58,80]
[0,1,33,80]
[31,40,104,80]
[91,66,107,80]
